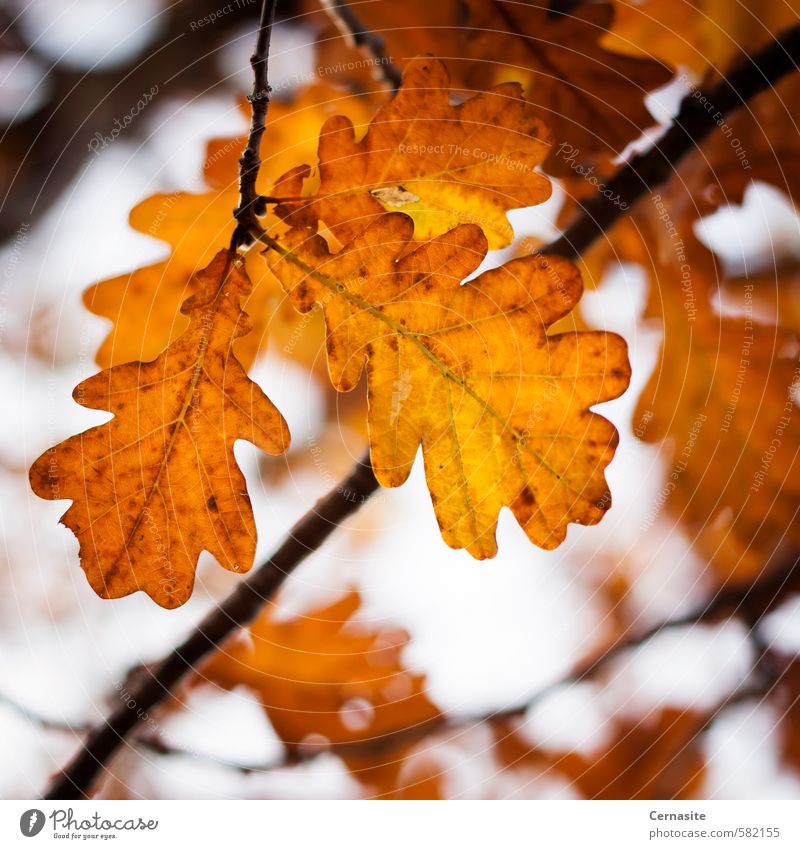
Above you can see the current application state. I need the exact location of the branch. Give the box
[43,450,379,799]
[231,0,279,250]
[541,22,800,260]
[320,0,403,89]
[0,692,90,735]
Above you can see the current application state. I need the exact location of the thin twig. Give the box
[0,692,91,735]
[231,0,279,250]
[43,450,379,799]
[540,22,800,259]
[320,0,403,89]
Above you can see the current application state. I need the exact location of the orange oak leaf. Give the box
[201,589,440,750]
[30,251,289,608]
[463,1,671,164]
[635,263,800,584]
[83,86,374,369]
[268,213,630,557]
[273,57,552,249]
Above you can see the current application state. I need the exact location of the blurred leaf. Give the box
[203,590,440,750]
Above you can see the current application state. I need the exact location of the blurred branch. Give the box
[104,554,800,777]
[541,22,800,260]
[0,691,90,735]
[319,0,403,88]
[42,450,379,800]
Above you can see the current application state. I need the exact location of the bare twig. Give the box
[43,450,379,799]
[541,22,800,259]
[0,692,90,735]
[320,0,403,89]
[231,0,279,250]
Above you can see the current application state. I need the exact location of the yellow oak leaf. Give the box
[30,251,289,608]
[273,57,552,250]
[268,213,630,556]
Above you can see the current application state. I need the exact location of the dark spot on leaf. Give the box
[517,486,535,507]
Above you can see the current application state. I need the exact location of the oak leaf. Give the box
[635,253,800,583]
[201,589,440,750]
[269,213,630,557]
[83,86,374,369]
[273,57,552,249]
[604,0,799,76]
[463,1,671,164]
[30,251,289,608]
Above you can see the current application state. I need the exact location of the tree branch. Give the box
[120,555,799,778]
[320,0,403,89]
[231,0,279,250]
[43,450,379,799]
[35,552,797,785]
[541,22,800,260]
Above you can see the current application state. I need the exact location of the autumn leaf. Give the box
[629,241,800,582]
[268,213,630,557]
[202,589,440,750]
[463,1,671,164]
[495,707,706,799]
[30,251,289,608]
[603,0,799,77]
[273,57,552,250]
[83,85,374,369]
